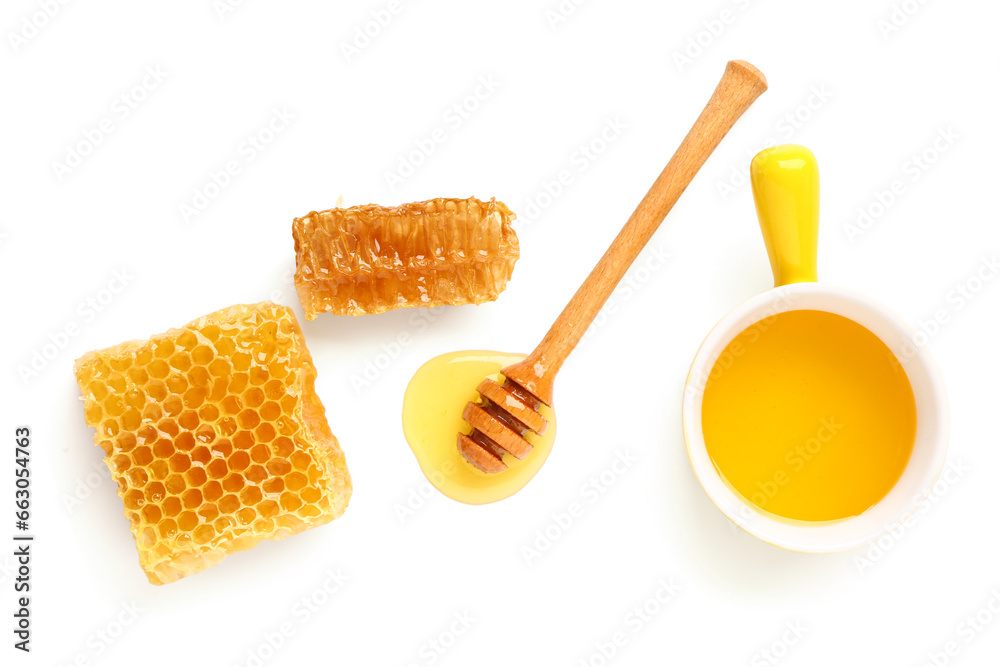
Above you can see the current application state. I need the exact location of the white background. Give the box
[2,1,999,665]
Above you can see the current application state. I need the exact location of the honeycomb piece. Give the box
[73,302,351,585]
[293,197,519,318]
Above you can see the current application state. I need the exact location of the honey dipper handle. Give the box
[503,60,767,405]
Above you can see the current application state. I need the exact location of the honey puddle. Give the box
[402,351,556,504]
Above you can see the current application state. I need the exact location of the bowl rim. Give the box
[682,282,950,553]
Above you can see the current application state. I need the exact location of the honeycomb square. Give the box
[74,302,351,585]
[293,196,519,318]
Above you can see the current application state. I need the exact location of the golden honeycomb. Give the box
[73,302,351,585]
[293,197,519,318]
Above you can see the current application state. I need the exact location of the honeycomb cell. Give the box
[249,367,269,386]
[163,395,183,417]
[153,340,175,359]
[132,447,154,467]
[185,467,208,487]
[266,459,292,477]
[195,420,218,440]
[232,353,252,373]
[258,402,280,424]
[161,496,181,516]
[214,516,236,532]
[112,454,131,473]
[307,465,323,485]
[292,197,519,318]
[122,409,141,431]
[203,481,224,503]
[84,403,103,424]
[222,474,244,493]
[264,380,284,400]
[145,482,166,504]
[128,367,149,385]
[192,345,214,365]
[290,451,311,471]
[158,519,177,539]
[176,330,198,351]
[285,472,308,492]
[218,494,240,514]
[228,450,250,472]
[183,387,207,410]
[207,359,230,379]
[74,302,352,585]
[245,465,267,484]
[207,459,228,478]
[255,422,276,443]
[148,359,170,379]
[143,403,163,424]
[193,524,216,544]
[125,389,145,410]
[136,425,157,446]
[215,336,236,356]
[178,410,199,431]
[213,440,233,459]
[149,459,169,481]
[153,439,174,459]
[258,500,279,518]
[244,387,265,408]
[146,380,168,402]
[108,374,127,393]
[123,489,144,510]
[255,518,277,535]
[126,468,149,488]
[142,505,162,524]
[222,395,242,415]
[190,446,211,466]
[240,487,263,505]
[90,381,109,401]
[170,353,192,373]
[106,395,124,418]
[169,453,191,473]
[233,431,254,450]
[272,437,294,458]
[165,475,186,495]
[182,488,203,510]
[279,493,302,512]
[189,366,211,388]
[218,417,238,437]
[238,409,260,429]
[166,375,188,395]
[175,431,195,452]
[177,511,198,532]
[262,478,284,496]
[110,356,131,372]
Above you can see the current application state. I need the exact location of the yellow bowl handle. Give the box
[750,144,819,287]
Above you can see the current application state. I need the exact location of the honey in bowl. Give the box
[701,309,917,522]
[402,351,556,504]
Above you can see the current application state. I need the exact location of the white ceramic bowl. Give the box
[682,282,950,552]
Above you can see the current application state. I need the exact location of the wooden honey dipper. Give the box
[458,60,768,473]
